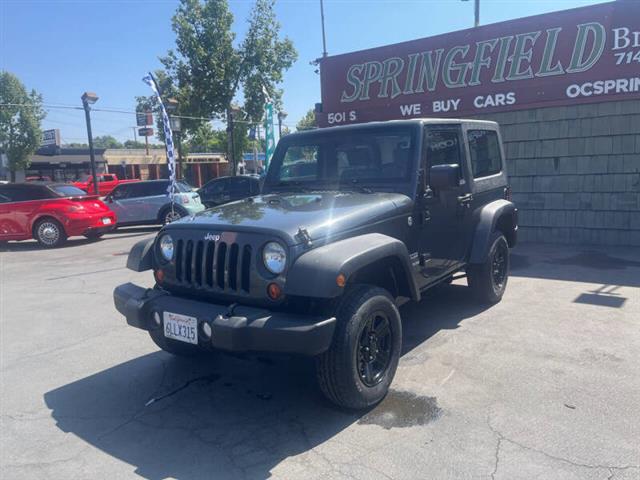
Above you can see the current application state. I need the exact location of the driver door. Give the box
[418,125,472,283]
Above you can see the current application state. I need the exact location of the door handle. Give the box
[457,193,473,207]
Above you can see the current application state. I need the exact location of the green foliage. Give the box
[0,71,45,180]
[123,140,148,149]
[92,135,122,149]
[296,109,317,131]
[185,123,226,153]
[156,0,298,169]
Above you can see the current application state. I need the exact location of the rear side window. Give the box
[229,177,251,194]
[49,185,87,197]
[468,130,502,178]
[0,186,52,202]
[426,128,462,166]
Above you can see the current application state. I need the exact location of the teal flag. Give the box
[264,103,275,169]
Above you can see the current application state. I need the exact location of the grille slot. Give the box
[172,236,252,293]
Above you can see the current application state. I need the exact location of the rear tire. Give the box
[149,328,203,357]
[160,206,188,225]
[467,232,509,304]
[33,218,67,248]
[316,285,401,410]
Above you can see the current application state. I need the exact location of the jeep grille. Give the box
[174,239,252,292]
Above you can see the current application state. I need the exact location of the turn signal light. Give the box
[267,282,282,300]
[336,273,346,287]
[154,269,165,283]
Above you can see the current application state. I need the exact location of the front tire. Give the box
[467,231,510,304]
[34,218,67,248]
[316,285,402,410]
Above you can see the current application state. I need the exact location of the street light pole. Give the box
[474,0,480,28]
[81,92,99,195]
[461,0,480,27]
[320,0,328,57]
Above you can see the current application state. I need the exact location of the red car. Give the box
[0,183,116,247]
[72,173,136,196]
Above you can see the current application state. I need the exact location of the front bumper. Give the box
[113,283,336,356]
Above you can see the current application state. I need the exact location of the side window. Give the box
[230,177,250,194]
[280,145,319,180]
[468,130,502,178]
[145,182,169,196]
[112,185,130,200]
[205,180,226,196]
[426,128,462,167]
[103,175,115,182]
[0,193,10,203]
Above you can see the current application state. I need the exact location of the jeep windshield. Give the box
[263,126,418,195]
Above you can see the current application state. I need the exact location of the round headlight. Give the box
[159,234,174,261]
[263,242,287,274]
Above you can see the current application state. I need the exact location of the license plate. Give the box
[102,217,112,225]
[163,312,198,344]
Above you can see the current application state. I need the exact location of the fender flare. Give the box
[127,238,155,272]
[284,233,420,301]
[468,199,517,264]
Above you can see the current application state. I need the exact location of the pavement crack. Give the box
[486,413,640,475]
[144,372,221,407]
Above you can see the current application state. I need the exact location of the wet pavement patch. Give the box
[358,390,441,429]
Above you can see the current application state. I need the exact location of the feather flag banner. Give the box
[142,72,177,201]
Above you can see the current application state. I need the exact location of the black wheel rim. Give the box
[492,243,508,290]
[357,311,393,387]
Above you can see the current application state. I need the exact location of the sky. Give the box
[1,0,607,145]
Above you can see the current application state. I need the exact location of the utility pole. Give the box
[320,0,328,57]
[462,0,480,27]
[474,0,480,28]
[227,108,236,176]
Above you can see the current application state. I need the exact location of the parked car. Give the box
[197,175,260,208]
[106,180,205,226]
[0,183,116,247]
[72,173,136,196]
[26,175,52,182]
[114,119,517,410]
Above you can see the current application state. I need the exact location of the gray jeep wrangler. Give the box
[114,119,517,409]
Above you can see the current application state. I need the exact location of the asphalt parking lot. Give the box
[1,231,639,480]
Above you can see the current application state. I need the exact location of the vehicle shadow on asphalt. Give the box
[509,243,640,288]
[43,284,486,479]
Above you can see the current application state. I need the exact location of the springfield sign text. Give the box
[318,2,640,126]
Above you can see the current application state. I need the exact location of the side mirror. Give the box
[429,164,460,190]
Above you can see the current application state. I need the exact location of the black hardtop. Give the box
[285,118,499,141]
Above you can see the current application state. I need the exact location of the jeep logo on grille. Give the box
[204,233,221,242]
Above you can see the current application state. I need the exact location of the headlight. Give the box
[159,234,174,261]
[263,242,287,274]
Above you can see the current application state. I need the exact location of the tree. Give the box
[161,0,297,173]
[296,109,316,131]
[0,72,45,181]
[123,140,148,149]
[92,135,122,149]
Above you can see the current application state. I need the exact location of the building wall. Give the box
[474,100,640,247]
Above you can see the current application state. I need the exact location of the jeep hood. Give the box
[166,192,413,245]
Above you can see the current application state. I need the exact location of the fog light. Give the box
[267,282,282,300]
[153,311,162,327]
[202,322,212,339]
